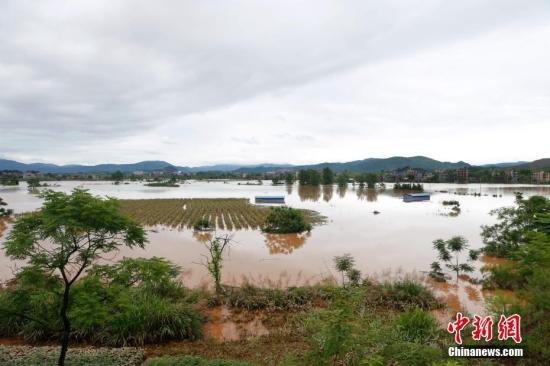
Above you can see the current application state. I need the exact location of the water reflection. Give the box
[322,185,333,202]
[355,187,378,202]
[192,231,213,243]
[337,185,347,198]
[263,232,310,255]
[298,185,321,202]
[285,184,293,195]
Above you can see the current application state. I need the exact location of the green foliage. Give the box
[0,196,13,217]
[295,285,447,366]
[26,177,41,188]
[432,236,479,281]
[396,308,439,343]
[0,178,19,186]
[336,173,348,187]
[144,355,257,366]
[194,218,212,231]
[298,169,321,186]
[215,284,321,311]
[0,346,144,366]
[333,254,361,287]
[520,268,550,363]
[442,200,460,206]
[4,189,146,266]
[0,258,203,346]
[321,167,334,185]
[2,188,147,364]
[365,280,444,311]
[262,206,312,234]
[201,235,233,294]
[481,195,550,257]
[355,173,379,188]
[111,170,124,181]
[284,173,295,185]
[303,290,360,365]
[394,182,423,191]
[479,196,550,364]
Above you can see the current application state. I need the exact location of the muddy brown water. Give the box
[1,181,549,317]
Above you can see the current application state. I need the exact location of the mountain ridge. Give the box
[0,156,547,174]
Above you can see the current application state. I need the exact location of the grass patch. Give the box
[118,198,324,230]
[0,345,144,366]
[144,355,257,366]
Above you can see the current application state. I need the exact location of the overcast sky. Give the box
[1,1,549,166]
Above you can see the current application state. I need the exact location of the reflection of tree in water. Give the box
[337,185,347,198]
[322,185,333,202]
[298,185,321,202]
[193,231,213,243]
[285,184,293,195]
[264,232,310,255]
[356,187,378,202]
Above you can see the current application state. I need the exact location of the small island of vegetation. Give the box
[262,206,312,234]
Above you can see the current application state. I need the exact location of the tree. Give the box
[334,254,361,288]
[285,173,295,185]
[26,177,41,188]
[365,173,378,189]
[431,236,479,282]
[336,173,349,187]
[0,197,13,218]
[322,167,334,185]
[298,169,321,186]
[3,189,146,366]
[481,195,550,257]
[199,234,234,294]
[111,170,124,181]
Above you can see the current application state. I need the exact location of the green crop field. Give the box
[118,198,324,230]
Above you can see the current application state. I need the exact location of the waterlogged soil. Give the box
[1,181,549,316]
[203,306,269,342]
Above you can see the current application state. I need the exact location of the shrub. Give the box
[0,258,203,346]
[262,207,312,233]
[442,200,460,206]
[194,218,212,231]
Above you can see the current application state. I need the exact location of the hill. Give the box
[514,158,550,169]
[2,156,546,174]
[236,156,470,173]
[0,159,178,174]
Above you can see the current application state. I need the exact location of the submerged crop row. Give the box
[117,198,324,230]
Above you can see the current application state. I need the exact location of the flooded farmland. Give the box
[1,181,549,314]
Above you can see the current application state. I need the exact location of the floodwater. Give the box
[1,181,549,315]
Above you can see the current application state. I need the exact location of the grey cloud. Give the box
[1,1,549,164]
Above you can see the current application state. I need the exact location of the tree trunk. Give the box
[58,284,71,366]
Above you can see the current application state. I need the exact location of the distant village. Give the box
[1,166,549,185]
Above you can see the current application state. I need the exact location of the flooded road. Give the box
[1,181,549,314]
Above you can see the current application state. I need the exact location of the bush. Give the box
[194,218,212,231]
[144,355,258,366]
[0,258,203,346]
[442,200,460,206]
[262,207,312,234]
